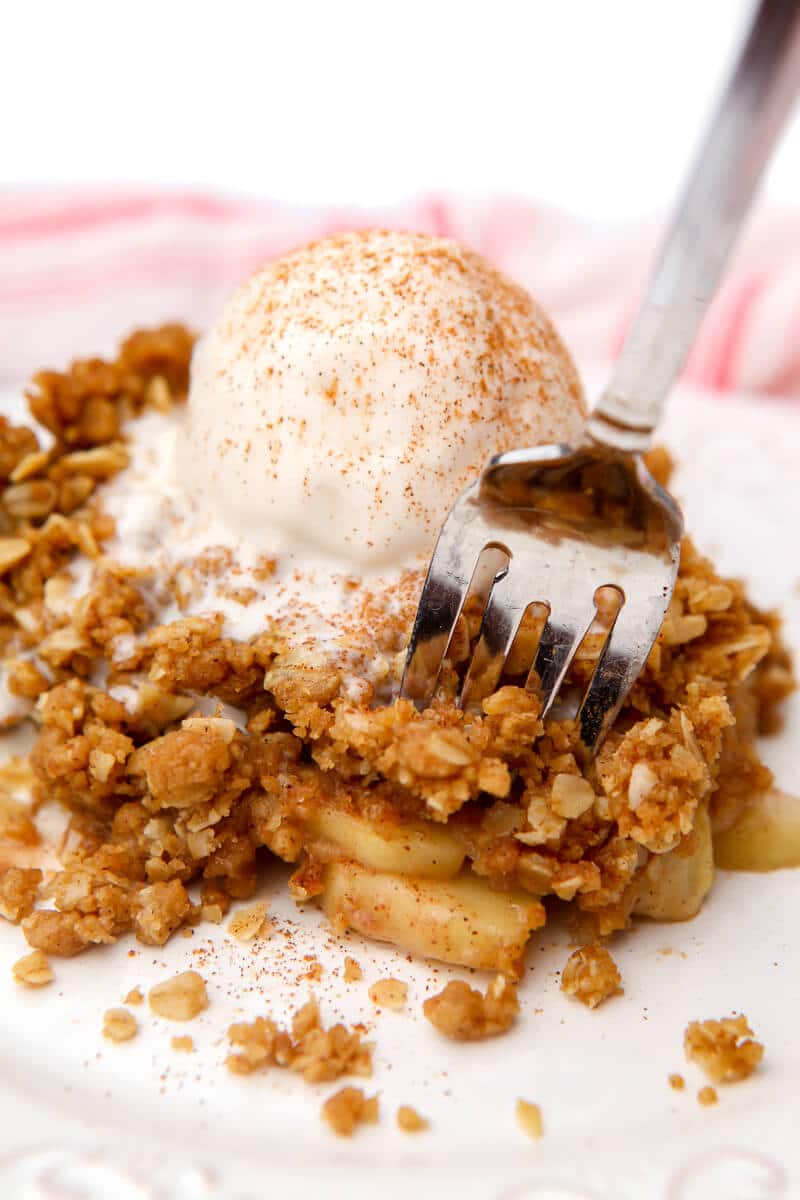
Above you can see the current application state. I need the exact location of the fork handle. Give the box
[588,0,800,452]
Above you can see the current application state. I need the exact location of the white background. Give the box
[3,0,799,219]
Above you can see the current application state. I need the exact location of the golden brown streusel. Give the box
[228,902,271,942]
[560,944,622,1009]
[103,1007,138,1042]
[171,1035,194,1053]
[343,957,363,983]
[698,1085,718,1106]
[423,975,519,1041]
[125,987,143,1006]
[12,949,53,986]
[368,978,408,1011]
[226,997,372,1083]
[134,880,191,946]
[669,1073,685,1090]
[0,867,42,923]
[516,1099,543,1140]
[397,1105,429,1133]
[322,1086,379,1137]
[684,1014,764,1083]
[148,970,208,1021]
[0,792,39,845]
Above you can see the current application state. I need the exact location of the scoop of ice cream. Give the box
[180,230,586,570]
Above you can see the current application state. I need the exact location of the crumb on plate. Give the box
[322,1086,379,1137]
[684,1014,764,1083]
[397,1104,429,1133]
[423,975,519,1041]
[368,978,408,1011]
[148,970,208,1021]
[12,949,53,987]
[561,944,622,1009]
[226,996,372,1083]
[0,867,42,923]
[103,1007,138,1042]
[228,902,270,942]
[343,956,363,983]
[516,1099,543,1140]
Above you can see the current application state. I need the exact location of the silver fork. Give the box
[401,0,800,756]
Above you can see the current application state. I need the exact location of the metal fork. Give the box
[401,0,800,756]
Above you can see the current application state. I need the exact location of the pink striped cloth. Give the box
[1,187,798,400]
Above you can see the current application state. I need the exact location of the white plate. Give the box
[0,384,798,1200]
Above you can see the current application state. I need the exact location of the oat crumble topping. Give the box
[321,1086,379,1137]
[0,867,42,923]
[560,944,622,1009]
[684,1014,764,1083]
[343,956,363,983]
[171,1035,194,1053]
[668,1073,685,1090]
[226,996,372,1083]
[124,986,143,1005]
[698,1085,718,1106]
[423,975,519,1041]
[228,902,271,942]
[368,978,408,1011]
[12,948,53,986]
[148,970,208,1021]
[397,1104,429,1133]
[103,1007,138,1042]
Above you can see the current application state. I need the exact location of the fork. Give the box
[401,0,800,755]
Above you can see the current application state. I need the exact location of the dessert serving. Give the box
[0,230,794,987]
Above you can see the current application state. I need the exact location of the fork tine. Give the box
[577,600,651,756]
[459,575,528,707]
[400,569,469,704]
[526,608,595,718]
[400,506,494,703]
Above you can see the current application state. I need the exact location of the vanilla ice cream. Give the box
[59,230,588,685]
[180,230,586,571]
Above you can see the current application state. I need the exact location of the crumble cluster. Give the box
[322,1086,379,1137]
[560,944,622,1009]
[225,996,373,1083]
[422,975,519,1041]
[684,1014,764,1083]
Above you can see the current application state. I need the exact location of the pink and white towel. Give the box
[0,188,798,401]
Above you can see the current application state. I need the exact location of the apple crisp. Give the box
[0,324,794,994]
